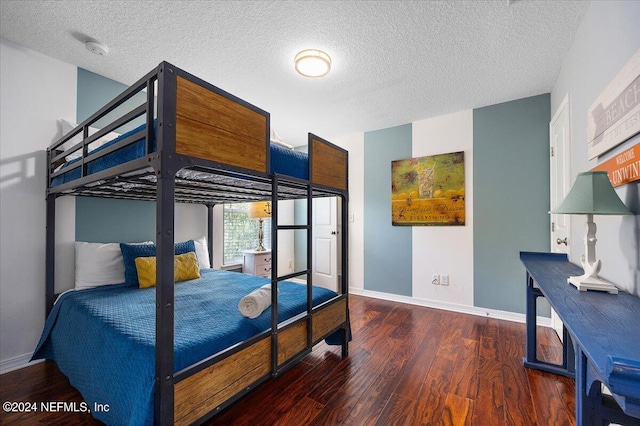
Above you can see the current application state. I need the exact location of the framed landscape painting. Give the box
[391,151,465,226]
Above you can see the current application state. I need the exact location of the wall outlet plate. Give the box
[432,274,440,285]
[440,274,449,286]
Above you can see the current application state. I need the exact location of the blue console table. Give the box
[520,252,640,426]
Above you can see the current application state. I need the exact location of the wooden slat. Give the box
[311,136,347,190]
[175,76,267,173]
[278,321,308,365]
[173,337,271,425]
[312,299,347,342]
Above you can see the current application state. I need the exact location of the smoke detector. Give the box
[85,40,109,56]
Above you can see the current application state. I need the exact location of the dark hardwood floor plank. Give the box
[393,332,442,398]
[449,338,480,399]
[305,346,372,405]
[501,354,538,426]
[414,344,458,424]
[308,365,377,426]
[272,396,325,426]
[527,369,575,426]
[478,335,502,383]
[472,378,506,426]
[374,392,419,426]
[338,371,399,426]
[441,392,474,426]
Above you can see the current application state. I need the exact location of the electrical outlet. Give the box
[432,274,440,285]
[440,274,449,286]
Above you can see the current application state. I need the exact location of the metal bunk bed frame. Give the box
[45,61,349,425]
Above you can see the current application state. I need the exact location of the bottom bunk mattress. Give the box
[32,269,340,425]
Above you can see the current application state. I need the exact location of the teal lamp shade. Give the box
[550,171,631,294]
[551,171,632,215]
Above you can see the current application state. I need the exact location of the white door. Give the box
[549,93,572,340]
[312,197,338,291]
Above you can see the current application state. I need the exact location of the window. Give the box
[223,203,271,264]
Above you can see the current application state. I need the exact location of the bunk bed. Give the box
[36,61,349,425]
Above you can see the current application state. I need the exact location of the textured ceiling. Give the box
[0,0,588,146]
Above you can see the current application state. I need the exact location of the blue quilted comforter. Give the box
[32,269,338,425]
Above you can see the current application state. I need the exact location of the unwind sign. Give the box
[592,142,640,188]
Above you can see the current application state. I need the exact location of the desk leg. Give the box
[576,348,592,425]
[525,272,538,365]
[563,326,575,374]
[523,273,575,378]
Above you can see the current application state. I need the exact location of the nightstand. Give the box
[242,250,272,278]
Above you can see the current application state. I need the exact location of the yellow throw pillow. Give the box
[134,251,201,289]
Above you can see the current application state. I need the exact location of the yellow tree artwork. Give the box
[391,151,465,226]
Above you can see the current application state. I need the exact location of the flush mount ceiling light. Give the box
[294,49,331,78]
[85,40,109,56]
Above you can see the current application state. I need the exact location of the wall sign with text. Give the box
[587,49,640,160]
[591,142,639,188]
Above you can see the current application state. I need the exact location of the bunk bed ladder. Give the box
[270,175,314,376]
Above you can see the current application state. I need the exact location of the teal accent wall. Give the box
[77,68,146,131]
[76,197,155,243]
[75,68,155,242]
[364,124,413,296]
[473,94,551,315]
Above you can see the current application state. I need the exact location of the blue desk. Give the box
[520,252,640,425]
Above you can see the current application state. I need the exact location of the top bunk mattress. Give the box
[51,122,309,187]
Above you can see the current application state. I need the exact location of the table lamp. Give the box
[248,201,272,251]
[550,171,632,294]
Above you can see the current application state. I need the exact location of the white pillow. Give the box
[56,119,121,161]
[194,236,211,269]
[74,241,152,290]
[270,128,294,149]
[75,242,126,290]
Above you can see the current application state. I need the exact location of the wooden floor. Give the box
[0,294,575,425]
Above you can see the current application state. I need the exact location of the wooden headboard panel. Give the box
[175,75,269,174]
[310,134,348,191]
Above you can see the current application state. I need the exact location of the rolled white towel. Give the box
[238,284,273,319]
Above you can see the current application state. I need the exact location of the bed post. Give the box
[207,204,215,268]
[45,192,56,316]
[340,191,349,358]
[305,181,313,349]
[155,61,177,425]
[270,178,279,375]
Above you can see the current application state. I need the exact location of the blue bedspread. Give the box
[52,124,309,186]
[32,269,339,425]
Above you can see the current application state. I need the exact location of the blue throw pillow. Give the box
[120,240,196,287]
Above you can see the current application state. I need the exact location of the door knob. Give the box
[331,231,337,235]
[556,237,568,246]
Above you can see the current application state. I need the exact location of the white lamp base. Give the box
[567,274,618,294]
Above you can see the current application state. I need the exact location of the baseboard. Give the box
[0,353,42,375]
[349,288,552,327]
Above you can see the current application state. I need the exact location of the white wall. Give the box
[412,110,474,305]
[551,1,640,295]
[0,39,77,370]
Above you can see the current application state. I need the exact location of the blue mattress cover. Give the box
[51,123,308,186]
[32,269,338,425]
